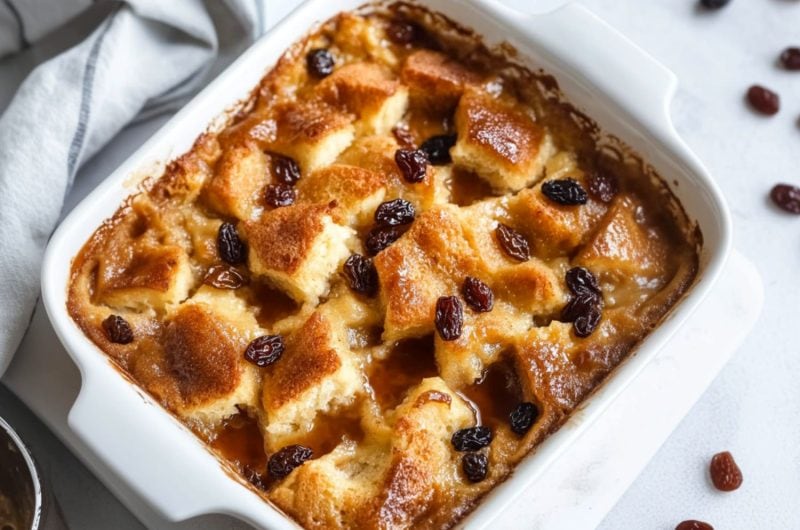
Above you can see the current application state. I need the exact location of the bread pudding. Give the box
[67,3,700,528]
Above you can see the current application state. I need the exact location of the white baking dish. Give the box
[40,0,731,528]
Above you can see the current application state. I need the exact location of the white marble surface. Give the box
[1,0,798,528]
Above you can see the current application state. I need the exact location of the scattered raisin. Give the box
[780,47,800,70]
[770,183,800,214]
[541,178,588,206]
[509,402,539,435]
[375,198,416,227]
[272,154,301,185]
[420,134,457,165]
[709,451,743,492]
[676,521,714,530]
[243,468,267,491]
[565,267,602,298]
[587,171,619,203]
[102,315,133,344]
[365,225,402,255]
[746,85,780,116]
[244,335,285,367]
[562,267,603,338]
[265,183,296,208]
[392,126,415,148]
[495,224,530,261]
[561,293,598,323]
[573,305,602,338]
[461,452,488,483]
[217,222,246,264]
[462,277,494,313]
[306,48,334,78]
[203,265,247,289]
[699,0,730,8]
[386,20,421,45]
[451,426,493,451]
[342,254,378,296]
[395,148,428,183]
[268,445,313,480]
[435,296,463,341]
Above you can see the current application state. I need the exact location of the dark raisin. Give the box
[435,296,463,341]
[203,265,247,289]
[562,268,603,338]
[541,178,588,205]
[244,468,267,491]
[306,48,334,78]
[265,183,297,208]
[375,198,416,227]
[495,224,530,261]
[561,293,597,323]
[700,0,730,8]
[342,254,378,296]
[395,148,428,183]
[770,183,800,214]
[746,85,780,116]
[365,225,402,255]
[272,155,301,185]
[419,134,457,165]
[462,276,494,313]
[392,126,415,148]
[217,222,246,264]
[709,451,743,492]
[573,305,602,338]
[565,267,601,298]
[244,335,285,367]
[780,47,800,70]
[509,402,539,435]
[268,445,313,480]
[451,426,493,451]
[587,171,618,203]
[461,452,488,483]
[386,20,421,45]
[102,315,134,344]
[676,521,714,530]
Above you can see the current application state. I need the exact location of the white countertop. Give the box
[1,1,798,528]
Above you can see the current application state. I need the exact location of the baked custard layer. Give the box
[67,4,700,529]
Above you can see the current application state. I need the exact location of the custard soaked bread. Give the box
[67,4,699,529]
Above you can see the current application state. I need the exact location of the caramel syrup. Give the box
[295,413,365,458]
[448,167,495,206]
[249,282,300,327]
[459,359,522,429]
[368,335,438,410]
[210,413,267,480]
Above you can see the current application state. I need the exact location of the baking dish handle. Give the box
[471,0,678,134]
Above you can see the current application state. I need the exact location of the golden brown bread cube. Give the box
[295,164,387,226]
[401,50,480,112]
[451,89,555,192]
[162,288,261,425]
[317,62,409,135]
[203,141,269,220]
[242,203,355,304]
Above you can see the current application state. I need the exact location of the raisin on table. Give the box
[709,451,743,492]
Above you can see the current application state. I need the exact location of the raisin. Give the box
[203,265,247,289]
[565,267,601,298]
[709,451,743,492]
[780,47,800,70]
[244,468,267,491]
[419,134,457,165]
[541,178,588,205]
[435,296,463,341]
[342,254,378,296]
[244,335,285,367]
[375,198,416,227]
[562,267,603,338]
[102,315,134,344]
[451,426,493,451]
[392,126,415,148]
[386,20,421,45]
[272,154,301,185]
[365,225,402,255]
[573,305,602,338]
[700,0,730,8]
[268,445,313,480]
[217,222,246,264]
[770,183,800,214]
[265,183,296,208]
[676,521,714,530]
[495,224,530,262]
[306,48,334,78]
[509,402,539,435]
[462,276,494,312]
[461,452,488,483]
[587,171,619,203]
[747,85,780,116]
[561,293,598,323]
[395,148,428,183]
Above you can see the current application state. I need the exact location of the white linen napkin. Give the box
[0,0,266,376]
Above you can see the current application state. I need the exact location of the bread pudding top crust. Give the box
[67,3,700,529]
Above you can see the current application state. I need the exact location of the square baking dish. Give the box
[40,0,731,528]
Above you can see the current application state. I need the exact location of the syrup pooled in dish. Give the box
[67,4,700,529]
